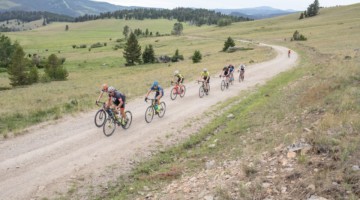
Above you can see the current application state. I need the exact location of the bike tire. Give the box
[103,118,116,137]
[158,102,166,118]
[179,85,186,98]
[221,80,226,91]
[94,109,107,127]
[121,111,133,129]
[145,106,154,123]
[199,86,205,98]
[170,88,177,100]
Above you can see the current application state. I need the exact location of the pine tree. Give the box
[299,13,304,20]
[223,37,235,51]
[123,25,130,38]
[7,44,30,86]
[142,45,155,64]
[192,50,202,63]
[123,32,142,66]
[172,22,183,35]
[0,33,15,68]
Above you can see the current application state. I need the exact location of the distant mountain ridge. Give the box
[0,0,137,17]
[215,6,298,19]
[0,0,297,19]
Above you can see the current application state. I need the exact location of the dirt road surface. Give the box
[0,43,298,200]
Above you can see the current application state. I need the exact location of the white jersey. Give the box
[238,64,245,71]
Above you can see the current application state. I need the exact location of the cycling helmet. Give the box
[152,81,159,87]
[108,86,116,92]
[102,83,108,91]
[174,70,179,75]
[203,68,207,72]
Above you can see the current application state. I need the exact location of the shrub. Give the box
[223,37,235,51]
[28,66,39,84]
[45,54,68,81]
[90,42,104,48]
[79,44,87,48]
[192,50,202,63]
[292,30,307,41]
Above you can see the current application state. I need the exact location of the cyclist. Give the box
[238,64,245,81]
[145,81,164,113]
[96,83,109,104]
[199,68,210,93]
[220,66,231,86]
[229,64,235,82]
[107,86,127,125]
[173,70,184,88]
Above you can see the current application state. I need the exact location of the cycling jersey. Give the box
[150,85,164,98]
[175,74,184,83]
[201,71,210,77]
[110,91,126,108]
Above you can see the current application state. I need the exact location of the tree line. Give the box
[299,0,320,19]
[75,7,250,26]
[0,10,74,24]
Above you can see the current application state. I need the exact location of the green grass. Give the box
[65,4,360,199]
[0,19,274,135]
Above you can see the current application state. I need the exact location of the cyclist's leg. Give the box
[120,97,126,119]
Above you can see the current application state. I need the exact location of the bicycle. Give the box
[197,80,210,98]
[95,102,133,137]
[144,98,166,123]
[220,75,230,91]
[170,81,186,100]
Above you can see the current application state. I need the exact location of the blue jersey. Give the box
[150,86,164,93]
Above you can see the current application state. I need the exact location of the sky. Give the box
[92,0,360,10]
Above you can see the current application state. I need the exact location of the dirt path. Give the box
[0,43,298,200]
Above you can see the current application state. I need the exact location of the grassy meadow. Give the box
[0,2,359,199]
[0,19,274,136]
[53,4,359,200]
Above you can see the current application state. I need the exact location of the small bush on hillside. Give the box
[72,45,76,49]
[171,49,184,62]
[192,50,202,63]
[223,37,235,51]
[45,54,68,81]
[291,30,307,41]
[79,44,87,48]
[90,42,104,48]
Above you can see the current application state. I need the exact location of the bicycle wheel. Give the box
[145,106,154,123]
[158,102,166,118]
[199,86,205,98]
[121,111,133,129]
[103,118,116,137]
[170,88,177,100]
[179,85,186,98]
[94,109,107,127]
[221,80,226,91]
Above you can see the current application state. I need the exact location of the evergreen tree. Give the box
[307,0,320,17]
[299,13,304,19]
[0,33,16,68]
[123,32,142,66]
[142,45,156,64]
[223,37,235,51]
[7,44,30,86]
[192,50,202,63]
[172,22,183,35]
[65,24,69,31]
[171,49,184,62]
[123,25,130,38]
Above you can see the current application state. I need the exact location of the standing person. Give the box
[288,49,291,58]
[107,86,127,125]
[96,83,109,104]
[238,64,245,82]
[145,81,164,113]
[199,68,210,92]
